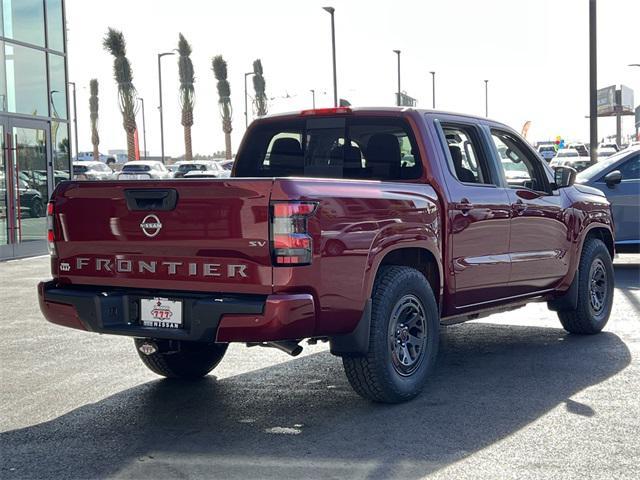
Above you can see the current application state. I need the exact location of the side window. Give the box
[491,130,550,193]
[619,155,639,180]
[441,124,493,185]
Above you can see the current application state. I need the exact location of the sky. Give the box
[65,0,640,158]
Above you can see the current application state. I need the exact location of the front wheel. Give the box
[558,238,614,334]
[134,339,228,379]
[342,266,440,403]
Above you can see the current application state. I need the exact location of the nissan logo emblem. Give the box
[140,214,162,238]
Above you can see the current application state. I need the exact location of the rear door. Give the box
[52,179,273,294]
[435,121,512,309]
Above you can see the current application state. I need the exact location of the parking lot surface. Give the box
[1,255,639,479]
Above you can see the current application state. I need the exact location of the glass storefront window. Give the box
[1,0,46,47]
[45,0,64,52]
[49,53,67,119]
[3,41,48,117]
[52,121,70,187]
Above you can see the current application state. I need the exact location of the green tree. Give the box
[178,34,195,161]
[89,79,100,161]
[103,28,138,161]
[252,59,268,117]
[212,55,233,159]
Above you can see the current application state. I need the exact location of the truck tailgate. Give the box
[51,179,274,295]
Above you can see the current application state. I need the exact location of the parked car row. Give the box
[72,160,231,181]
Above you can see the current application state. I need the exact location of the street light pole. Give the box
[157,51,175,164]
[244,72,254,129]
[68,81,78,160]
[430,71,436,109]
[137,97,147,159]
[589,0,598,166]
[310,89,316,109]
[323,7,337,107]
[393,50,401,106]
[484,79,489,117]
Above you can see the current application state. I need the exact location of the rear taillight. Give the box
[47,201,56,256]
[271,201,317,266]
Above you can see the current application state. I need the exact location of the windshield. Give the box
[576,151,630,181]
[235,116,421,181]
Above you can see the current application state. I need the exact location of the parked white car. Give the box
[72,161,116,181]
[118,161,171,180]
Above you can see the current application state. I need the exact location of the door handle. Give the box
[453,199,474,214]
[513,199,527,213]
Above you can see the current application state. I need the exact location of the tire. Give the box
[30,198,44,218]
[134,339,228,379]
[558,238,614,334]
[342,266,440,403]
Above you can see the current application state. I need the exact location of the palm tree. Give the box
[252,59,268,117]
[212,55,232,159]
[103,28,138,161]
[178,34,195,160]
[89,79,100,161]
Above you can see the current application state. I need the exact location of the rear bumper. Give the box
[38,281,315,343]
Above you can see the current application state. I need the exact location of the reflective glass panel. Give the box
[14,125,48,241]
[1,0,46,47]
[3,42,48,116]
[48,53,67,119]
[52,121,70,186]
[45,0,64,52]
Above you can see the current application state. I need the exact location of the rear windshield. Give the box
[178,164,206,172]
[234,116,422,181]
[122,165,151,172]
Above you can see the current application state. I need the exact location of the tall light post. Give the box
[323,7,337,107]
[310,89,316,108]
[157,51,175,164]
[393,50,401,106]
[137,97,147,159]
[484,79,489,117]
[430,71,436,109]
[68,81,78,160]
[244,71,254,129]
[589,0,598,166]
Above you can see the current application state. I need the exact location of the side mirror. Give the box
[554,166,577,188]
[603,170,622,187]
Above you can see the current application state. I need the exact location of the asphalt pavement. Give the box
[1,255,639,480]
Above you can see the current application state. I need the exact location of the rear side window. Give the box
[440,124,493,185]
[235,117,422,181]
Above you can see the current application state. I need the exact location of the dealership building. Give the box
[1,0,70,259]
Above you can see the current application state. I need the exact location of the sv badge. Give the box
[249,241,267,247]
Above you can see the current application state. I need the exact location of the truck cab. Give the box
[39,107,615,403]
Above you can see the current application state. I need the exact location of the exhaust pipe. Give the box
[266,341,303,357]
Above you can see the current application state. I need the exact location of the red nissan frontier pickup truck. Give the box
[39,107,615,403]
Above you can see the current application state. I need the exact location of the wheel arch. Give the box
[366,245,443,311]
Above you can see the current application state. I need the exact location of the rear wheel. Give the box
[134,339,228,379]
[558,238,614,334]
[342,266,439,403]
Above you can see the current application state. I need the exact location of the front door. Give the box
[1,118,51,259]
[490,129,571,295]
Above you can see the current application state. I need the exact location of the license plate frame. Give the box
[140,297,183,329]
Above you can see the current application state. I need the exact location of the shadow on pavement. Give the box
[0,323,631,479]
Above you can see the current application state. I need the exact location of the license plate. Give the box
[119,174,150,180]
[140,297,183,328]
